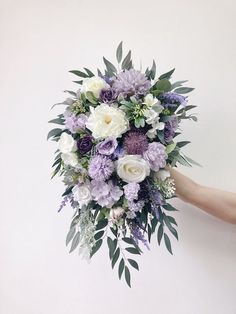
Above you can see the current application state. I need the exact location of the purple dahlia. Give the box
[112,69,151,97]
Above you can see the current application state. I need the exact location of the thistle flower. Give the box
[112,69,151,97]
[88,155,114,181]
[124,131,148,155]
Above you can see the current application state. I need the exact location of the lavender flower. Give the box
[131,223,150,249]
[164,115,178,143]
[58,194,71,212]
[96,137,118,156]
[160,92,187,108]
[128,200,144,212]
[91,180,123,208]
[99,88,117,104]
[112,69,151,97]
[124,131,148,155]
[88,155,114,181]
[124,183,140,201]
[143,142,167,171]
[77,135,93,154]
[64,112,88,133]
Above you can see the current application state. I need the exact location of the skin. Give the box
[168,167,236,224]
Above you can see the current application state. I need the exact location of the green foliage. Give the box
[174,87,194,94]
[121,50,132,70]
[90,239,103,257]
[159,68,175,80]
[125,266,131,287]
[164,233,173,255]
[103,57,117,76]
[116,41,123,63]
[69,231,80,253]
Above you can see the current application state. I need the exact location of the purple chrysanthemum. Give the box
[124,183,140,201]
[164,115,178,143]
[124,131,148,155]
[91,180,123,208]
[99,88,117,104]
[160,92,187,108]
[88,155,114,181]
[143,142,167,171]
[112,69,151,97]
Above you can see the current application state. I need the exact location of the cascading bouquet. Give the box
[48,42,198,287]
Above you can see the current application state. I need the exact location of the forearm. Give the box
[169,168,236,224]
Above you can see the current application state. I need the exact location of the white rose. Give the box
[61,152,78,167]
[110,207,124,220]
[155,169,170,181]
[58,133,77,154]
[116,155,150,183]
[72,182,92,208]
[86,104,129,139]
[82,76,109,98]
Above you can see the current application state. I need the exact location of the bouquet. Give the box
[48,42,198,287]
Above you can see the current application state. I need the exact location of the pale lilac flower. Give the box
[128,200,145,212]
[91,180,123,208]
[88,155,114,181]
[124,183,140,201]
[96,137,118,155]
[126,211,136,219]
[112,69,151,97]
[143,142,167,171]
[64,111,88,133]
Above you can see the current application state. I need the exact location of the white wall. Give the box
[1,0,236,313]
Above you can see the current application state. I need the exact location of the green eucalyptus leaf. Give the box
[157,224,163,245]
[183,155,202,167]
[125,247,140,255]
[48,118,65,125]
[66,226,76,246]
[171,80,188,90]
[150,60,156,80]
[94,230,104,240]
[154,79,171,92]
[116,41,123,63]
[125,266,131,287]
[69,231,80,253]
[112,248,120,268]
[174,87,194,94]
[164,233,173,255]
[103,57,117,74]
[96,219,108,230]
[163,203,178,212]
[107,237,116,259]
[90,239,103,257]
[122,50,131,70]
[118,258,125,279]
[84,68,94,77]
[128,259,139,271]
[69,70,89,78]
[159,68,175,80]
[176,141,191,148]
[47,128,63,140]
[166,143,176,154]
[85,91,97,104]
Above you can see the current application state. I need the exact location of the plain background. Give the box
[1,0,236,313]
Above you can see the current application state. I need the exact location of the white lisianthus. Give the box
[109,207,124,220]
[58,133,77,153]
[116,155,150,183]
[82,76,109,98]
[143,93,161,107]
[86,104,129,139]
[155,169,170,181]
[72,182,92,208]
[61,152,78,167]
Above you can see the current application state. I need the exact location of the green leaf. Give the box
[118,258,125,279]
[73,80,83,85]
[166,215,178,226]
[85,91,97,104]
[148,224,152,243]
[128,259,139,271]
[48,118,65,125]
[125,266,131,287]
[157,224,163,245]
[159,68,175,80]
[84,68,94,77]
[94,230,104,240]
[154,79,171,93]
[176,154,192,167]
[164,233,173,254]
[163,203,178,212]
[171,80,188,90]
[69,231,80,253]
[116,41,123,63]
[62,186,73,197]
[166,143,176,154]
[90,239,103,257]
[125,247,141,255]
[177,105,197,114]
[163,214,178,240]
[174,87,194,94]
[52,158,61,168]
[69,70,88,78]
[112,248,120,268]
[122,50,131,70]
[122,237,134,245]
[110,227,118,237]
[107,237,116,260]
[176,141,191,148]
[103,57,117,74]
[183,155,202,167]
[150,60,156,80]
[66,226,76,246]
[96,219,108,230]
[47,128,63,140]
